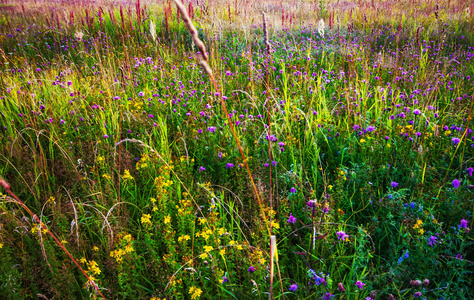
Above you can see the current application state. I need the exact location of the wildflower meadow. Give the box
[0,0,473,299]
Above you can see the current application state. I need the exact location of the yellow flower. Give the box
[418,228,425,235]
[0,243,3,249]
[60,239,67,244]
[93,246,99,251]
[150,198,157,203]
[199,253,208,259]
[102,174,111,179]
[198,218,206,225]
[124,244,134,253]
[189,287,203,300]
[164,215,171,224]
[88,260,101,275]
[203,245,213,253]
[141,214,152,226]
[122,169,134,180]
[124,234,132,243]
[79,257,87,264]
[218,228,226,236]
[178,235,191,243]
[152,206,158,212]
[219,248,226,256]
[360,138,366,143]
[271,221,280,229]
[328,185,333,190]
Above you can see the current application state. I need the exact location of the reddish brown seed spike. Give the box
[0,177,10,190]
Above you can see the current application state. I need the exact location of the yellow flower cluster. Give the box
[178,235,190,243]
[196,228,213,241]
[96,155,105,164]
[189,287,203,300]
[413,219,424,234]
[141,214,152,226]
[110,234,134,263]
[122,169,134,180]
[136,154,149,170]
[87,260,101,275]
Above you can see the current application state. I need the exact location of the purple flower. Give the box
[460,219,468,229]
[413,109,421,115]
[248,266,255,273]
[337,282,345,292]
[287,213,296,224]
[427,235,438,247]
[222,276,228,284]
[226,163,234,169]
[103,134,109,138]
[391,181,399,188]
[199,166,206,172]
[355,281,365,289]
[289,283,298,292]
[452,137,461,145]
[290,187,296,194]
[207,126,216,133]
[272,161,277,166]
[467,167,473,176]
[414,292,422,298]
[452,179,460,189]
[148,114,154,118]
[138,91,144,97]
[323,293,334,300]
[336,231,349,241]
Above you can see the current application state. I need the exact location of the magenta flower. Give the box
[222,276,228,284]
[390,181,399,188]
[414,292,422,298]
[413,109,421,115]
[289,283,298,292]
[460,219,468,229]
[336,231,349,241]
[248,266,255,273]
[199,166,206,172]
[337,282,345,292]
[287,213,296,224]
[452,137,461,145]
[226,163,234,169]
[427,235,438,247]
[290,187,296,193]
[467,167,473,176]
[355,280,365,289]
[452,179,460,189]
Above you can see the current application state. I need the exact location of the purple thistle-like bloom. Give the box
[138,91,144,97]
[289,283,298,292]
[467,167,473,176]
[391,181,399,188]
[355,281,365,289]
[336,231,349,241]
[226,163,234,169]
[413,109,421,115]
[248,266,255,273]
[288,213,296,224]
[103,134,109,138]
[452,137,461,145]
[323,293,335,300]
[199,166,206,172]
[460,219,468,229]
[207,126,216,133]
[290,187,296,193]
[428,235,438,247]
[452,179,460,189]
